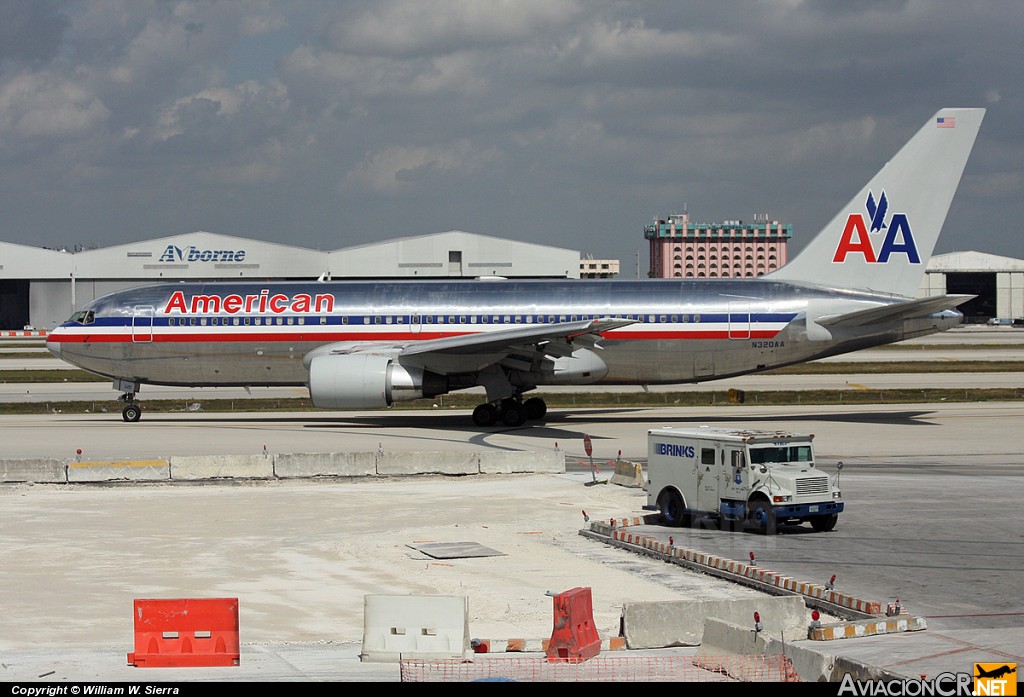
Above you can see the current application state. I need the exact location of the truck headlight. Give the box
[772,495,792,503]
[833,490,842,499]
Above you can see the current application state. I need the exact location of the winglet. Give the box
[766,108,985,297]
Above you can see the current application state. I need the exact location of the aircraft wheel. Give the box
[122,404,142,422]
[746,500,776,535]
[523,397,547,420]
[500,401,526,427]
[472,403,498,427]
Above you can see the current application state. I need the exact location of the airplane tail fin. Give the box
[766,108,985,297]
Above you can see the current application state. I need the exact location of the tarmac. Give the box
[2,326,1022,684]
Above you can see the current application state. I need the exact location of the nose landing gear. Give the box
[118,392,142,422]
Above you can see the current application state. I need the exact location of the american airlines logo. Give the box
[158,245,247,263]
[832,190,920,264]
[163,289,335,314]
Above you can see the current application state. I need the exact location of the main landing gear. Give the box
[471,396,547,427]
[118,392,142,422]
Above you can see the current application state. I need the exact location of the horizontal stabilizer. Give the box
[816,295,974,328]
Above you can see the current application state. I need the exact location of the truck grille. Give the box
[796,476,829,496]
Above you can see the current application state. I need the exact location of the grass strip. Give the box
[11,387,1024,416]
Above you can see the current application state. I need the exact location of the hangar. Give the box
[1,233,1021,331]
[0,231,582,330]
[919,251,1024,325]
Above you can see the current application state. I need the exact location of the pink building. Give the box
[645,212,791,279]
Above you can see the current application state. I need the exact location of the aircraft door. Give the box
[728,302,751,339]
[132,305,154,343]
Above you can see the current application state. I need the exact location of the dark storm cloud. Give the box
[0,1,1019,266]
[0,1,69,66]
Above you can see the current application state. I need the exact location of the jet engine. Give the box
[308,354,448,409]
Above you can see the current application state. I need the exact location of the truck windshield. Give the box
[749,444,813,465]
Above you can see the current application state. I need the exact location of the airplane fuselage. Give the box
[46,278,960,388]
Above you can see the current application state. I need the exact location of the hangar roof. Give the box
[927,251,1024,272]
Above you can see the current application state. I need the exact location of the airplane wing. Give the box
[815,295,975,328]
[399,317,634,356]
[308,317,636,373]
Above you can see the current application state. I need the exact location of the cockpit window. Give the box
[68,310,95,325]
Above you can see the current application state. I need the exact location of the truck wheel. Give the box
[810,514,838,532]
[657,490,690,528]
[747,500,776,535]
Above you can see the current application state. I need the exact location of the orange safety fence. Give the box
[400,654,801,682]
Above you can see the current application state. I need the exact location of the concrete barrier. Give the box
[810,615,927,641]
[376,451,479,476]
[697,616,906,682]
[0,458,66,483]
[2,450,563,484]
[621,595,807,649]
[274,451,376,479]
[170,454,274,480]
[67,460,170,482]
[478,450,564,474]
[361,595,472,663]
[608,460,644,487]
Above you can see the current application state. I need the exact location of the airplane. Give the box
[975,665,1016,680]
[46,107,985,427]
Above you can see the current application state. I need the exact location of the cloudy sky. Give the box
[0,0,1020,274]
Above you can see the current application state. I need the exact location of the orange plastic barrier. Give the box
[546,587,601,662]
[127,598,240,668]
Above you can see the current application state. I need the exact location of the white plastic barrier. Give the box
[361,595,471,663]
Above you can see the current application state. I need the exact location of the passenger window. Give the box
[320,317,327,325]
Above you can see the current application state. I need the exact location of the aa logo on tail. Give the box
[832,190,920,264]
